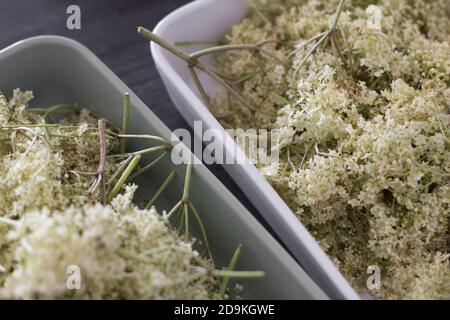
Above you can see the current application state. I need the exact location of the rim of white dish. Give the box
[150,0,360,300]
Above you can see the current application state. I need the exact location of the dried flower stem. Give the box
[138,27,273,116]
[166,200,183,220]
[188,202,213,261]
[90,119,107,193]
[286,31,328,61]
[212,270,265,278]
[175,40,222,47]
[1,90,265,298]
[1,124,58,129]
[182,163,193,202]
[107,155,133,186]
[29,104,78,119]
[183,202,190,237]
[142,244,192,256]
[219,244,243,296]
[107,154,141,202]
[181,164,193,237]
[108,145,168,159]
[191,43,283,64]
[292,0,346,79]
[163,163,214,261]
[145,171,176,209]
[120,93,131,154]
[117,249,152,264]
[115,134,171,148]
[129,151,168,180]
[188,66,213,109]
[245,0,270,25]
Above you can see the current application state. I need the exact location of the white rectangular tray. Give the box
[151,0,359,299]
[0,35,327,299]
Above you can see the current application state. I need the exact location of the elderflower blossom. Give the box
[0,90,220,299]
[0,202,219,299]
[214,0,450,299]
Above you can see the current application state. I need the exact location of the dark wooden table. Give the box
[0,0,263,225]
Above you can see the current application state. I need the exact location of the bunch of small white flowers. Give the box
[214,0,449,299]
[0,91,120,217]
[0,193,218,299]
[0,90,222,299]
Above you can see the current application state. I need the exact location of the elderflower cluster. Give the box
[214,0,449,299]
[0,201,218,299]
[0,89,120,216]
[0,90,220,299]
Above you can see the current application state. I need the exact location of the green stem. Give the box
[331,32,348,72]
[175,40,221,47]
[182,163,193,202]
[292,0,346,80]
[331,0,346,32]
[108,145,168,159]
[129,151,168,180]
[292,31,329,79]
[183,203,189,236]
[115,134,171,148]
[159,272,206,288]
[212,270,265,278]
[40,118,53,151]
[197,62,271,115]
[219,244,243,296]
[191,44,283,64]
[134,145,169,156]
[142,244,190,256]
[107,155,133,186]
[0,124,58,129]
[17,136,37,162]
[90,119,107,193]
[269,92,289,106]
[120,93,131,154]
[138,27,271,116]
[138,27,194,63]
[231,70,263,85]
[166,200,183,220]
[107,154,141,202]
[118,249,153,263]
[31,104,78,119]
[285,31,327,61]
[189,202,213,262]
[145,171,177,209]
[176,205,185,230]
[188,65,213,110]
[245,0,270,25]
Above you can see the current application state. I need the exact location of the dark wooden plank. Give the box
[0,0,267,228]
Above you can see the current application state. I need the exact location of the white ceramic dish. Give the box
[151,0,359,299]
[0,35,327,299]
